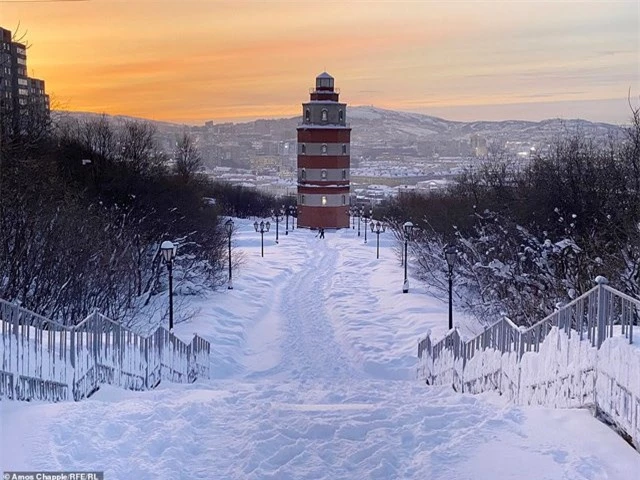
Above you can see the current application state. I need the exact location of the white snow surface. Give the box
[1,219,639,479]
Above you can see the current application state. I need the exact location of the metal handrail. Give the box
[0,299,69,330]
[522,284,599,334]
[603,284,640,305]
[0,299,212,402]
[417,278,639,450]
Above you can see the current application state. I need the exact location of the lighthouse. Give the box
[296,72,351,230]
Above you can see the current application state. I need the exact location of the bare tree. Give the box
[118,120,164,174]
[174,131,202,181]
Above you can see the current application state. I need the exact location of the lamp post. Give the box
[290,205,296,230]
[370,221,386,259]
[363,208,372,244]
[272,208,282,244]
[254,220,271,257]
[160,240,177,331]
[225,219,233,289]
[402,221,414,293]
[284,204,289,235]
[357,207,363,237]
[444,244,458,330]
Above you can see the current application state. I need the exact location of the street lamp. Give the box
[254,220,271,257]
[290,205,296,230]
[160,240,177,331]
[444,244,458,330]
[272,208,282,244]
[370,221,386,259]
[225,219,233,290]
[357,207,363,237]
[402,221,414,293]
[284,204,289,235]
[363,208,372,244]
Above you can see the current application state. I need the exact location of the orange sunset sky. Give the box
[2,0,638,124]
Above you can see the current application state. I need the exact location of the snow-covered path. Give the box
[251,233,362,382]
[2,219,639,479]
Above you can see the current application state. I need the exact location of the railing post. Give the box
[459,331,463,390]
[92,310,99,382]
[630,304,634,345]
[517,325,525,403]
[595,276,608,349]
[144,336,149,389]
[12,302,19,398]
[70,326,76,400]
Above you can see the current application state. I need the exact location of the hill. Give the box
[54,106,624,167]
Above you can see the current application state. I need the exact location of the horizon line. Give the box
[52,102,633,128]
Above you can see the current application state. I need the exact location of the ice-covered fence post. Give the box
[595,276,608,348]
[518,325,525,360]
[92,309,99,382]
[12,301,20,399]
[69,324,76,400]
[517,325,527,403]
[630,302,634,345]
[144,336,149,389]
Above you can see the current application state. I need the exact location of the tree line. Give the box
[379,107,640,326]
[0,113,281,326]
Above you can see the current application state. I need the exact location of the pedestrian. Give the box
[319,228,325,239]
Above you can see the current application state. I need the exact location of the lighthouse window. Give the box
[301,195,305,205]
[321,144,327,155]
[321,109,328,122]
[305,109,310,122]
[321,169,327,180]
[301,144,306,154]
[339,110,344,122]
[342,144,347,155]
[301,168,306,180]
[322,196,327,206]
[342,169,346,180]
[342,195,346,205]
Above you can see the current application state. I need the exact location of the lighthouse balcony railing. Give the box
[309,87,340,94]
[297,122,351,128]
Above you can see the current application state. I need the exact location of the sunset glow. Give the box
[3,0,638,124]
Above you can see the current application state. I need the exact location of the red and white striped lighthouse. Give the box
[296,72,351,229]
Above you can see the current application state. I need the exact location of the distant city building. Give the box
[0,26,50,138]
[470,134,488,157]
[296,72,351,229]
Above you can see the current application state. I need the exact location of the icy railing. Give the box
[309,86,340,94]
[0,301,210,402]
[297,122,351,128]
[417,277,640,450]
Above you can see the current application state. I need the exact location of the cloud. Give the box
[5,0,637,124]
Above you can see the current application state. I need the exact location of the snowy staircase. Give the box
[0,300,211,402]
[418,276,640,451]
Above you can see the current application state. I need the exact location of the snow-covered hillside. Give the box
[347,105,621,142]
[1,219,638,479]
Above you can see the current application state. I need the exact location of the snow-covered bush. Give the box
[0,117,229,327]
[382,108,640,326]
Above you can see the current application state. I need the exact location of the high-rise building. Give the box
[296,72,351,229]
[0,26,50,138]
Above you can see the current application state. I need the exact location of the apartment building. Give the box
[0,26,50,138]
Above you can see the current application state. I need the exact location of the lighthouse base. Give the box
[297,206,349,230]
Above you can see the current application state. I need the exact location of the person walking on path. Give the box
[319,228,325,239]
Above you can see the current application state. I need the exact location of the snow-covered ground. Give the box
[1,219,639,479]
